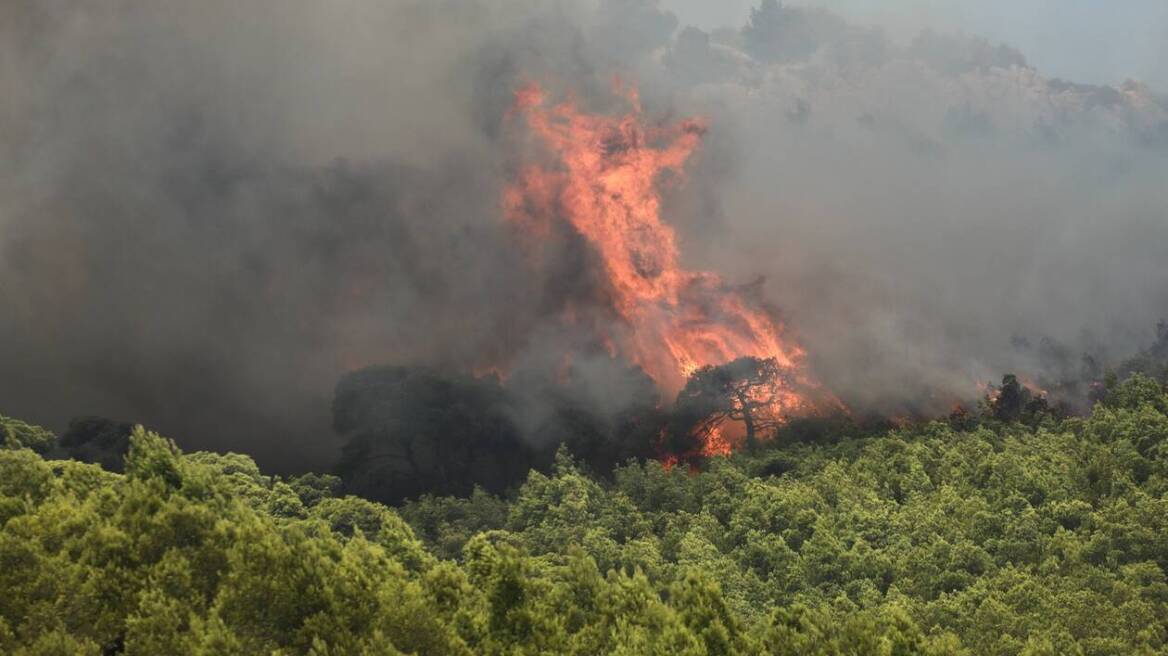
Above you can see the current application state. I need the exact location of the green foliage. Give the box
[401,375,1168,654]
[399,486,509,560]
[0,415,55,454]
[0,427,734,653]
[287,472,344,508]
[2,374,1168,653]
[1103,373,1167,414]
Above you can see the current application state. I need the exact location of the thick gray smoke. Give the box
[2,0,1166,470]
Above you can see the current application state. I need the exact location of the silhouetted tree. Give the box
[993,374,1027,422]
[673,356,790,451]
[987,374,1063,426]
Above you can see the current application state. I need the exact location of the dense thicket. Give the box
[2,373,1167,654]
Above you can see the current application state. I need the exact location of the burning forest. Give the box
[2,1,1168,653]
[502,81,829,456]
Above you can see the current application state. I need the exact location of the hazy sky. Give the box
[664,0,1168,90]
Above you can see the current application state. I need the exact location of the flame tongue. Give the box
[505,82,812,450]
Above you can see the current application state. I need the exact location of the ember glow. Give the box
[505,82,819,454]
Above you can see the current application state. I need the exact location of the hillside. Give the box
[2,373,1166,655]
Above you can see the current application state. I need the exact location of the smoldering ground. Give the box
[2,0,1166,471]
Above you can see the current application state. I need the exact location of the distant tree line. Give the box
[37,318,1168,507]
[332,356,804,504]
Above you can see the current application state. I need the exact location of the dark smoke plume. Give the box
[2,0,1166,471]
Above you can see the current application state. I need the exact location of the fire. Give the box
[505,81,816,454]
[701,424,734,457]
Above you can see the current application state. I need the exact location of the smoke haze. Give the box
[2,0,1166,470]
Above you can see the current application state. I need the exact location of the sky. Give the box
[664,0,1168,90]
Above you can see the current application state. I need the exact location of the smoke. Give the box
[2,0,1166,470]
[655,18,1168,414]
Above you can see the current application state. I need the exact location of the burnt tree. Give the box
[672,356,790,451]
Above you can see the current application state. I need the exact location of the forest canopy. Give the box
[2,372,1167,654]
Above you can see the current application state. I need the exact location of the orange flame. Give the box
[505,82,816,454]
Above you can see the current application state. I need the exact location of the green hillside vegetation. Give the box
[2,374,1167,655]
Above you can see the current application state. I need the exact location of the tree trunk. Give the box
[740,395,757,451]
